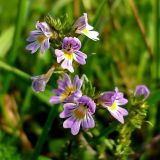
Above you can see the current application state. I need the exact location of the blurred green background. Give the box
[0,0,159,159]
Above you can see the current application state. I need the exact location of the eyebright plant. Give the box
[26,13,150,158]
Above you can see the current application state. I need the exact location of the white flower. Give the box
[74,13,99,41]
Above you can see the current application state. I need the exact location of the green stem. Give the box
[9,0,29,64]
[0,60,30,80]
[0,60,63,80]
[156,0,160,81]
[31,106,58,160]
[4,0,29,91]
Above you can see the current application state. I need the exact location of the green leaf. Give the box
[81,74,95,97]
[38,156,52,160]
[0,26,14,58]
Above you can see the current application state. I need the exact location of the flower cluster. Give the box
[50,74,96,135]
[49,74,130,135]
[26,13,99,73]
[26,13,150,136]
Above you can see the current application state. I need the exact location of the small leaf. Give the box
[81,74,95,97]
[0,26,14,58]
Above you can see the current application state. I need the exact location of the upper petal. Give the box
[73,75,83,89]
[116,98,128,105]
[60,103,77,117]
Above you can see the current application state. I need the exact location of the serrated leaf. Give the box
[81,74,95,97]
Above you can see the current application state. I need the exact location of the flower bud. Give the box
[134,85,150,100]
[31,65,55,92]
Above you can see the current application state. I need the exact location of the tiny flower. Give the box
[50,74,83,104]
[98,87,128,124]
[55,37,87,72]
[31,65,55,92]
[74,13,99,41]
[26,21,52,54]
[31,75,47,92]
[60,96,96,135]
[134,85,150,100]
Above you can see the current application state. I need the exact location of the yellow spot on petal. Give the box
[60,86,76,101]
[37,35,46,43]
[81,29,89,35]
[109,101,117,111]
[74,105,86,119]
[63,51,74,60]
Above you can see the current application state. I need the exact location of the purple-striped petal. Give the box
[116,98,128,105]
[78,96,96,114]
[117,107,128,116]
[26,42,40,54]
[57,74,72,90]
[74,13,88,30]
[109,110,125,124]
[73,89,82,98]
[40,38,50,53]
[74,51,87,65]
[36,21,50,34]
[55,49,65,63]
[60,103,76,118]
[49,96,61,104]
[52,89,63,95]
[82,113,95,129]
[27,31,41,42]
[73,75,83,89]
[63,116,76,128]
[71,120,81,135]
[61,59,74,73]
[62,37,81,51]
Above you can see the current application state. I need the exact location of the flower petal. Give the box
[40,38,50,53]
[116,98,128,105]
[49,96,61,104]
[27,31,41,42]
[55,51,65,63]
[60,103,76,118]
[86,24,94,30]
[57,74,72,90]
[74,51,87,65]
[72,89,82,98]
[61,59,74,73]
[36,21,50,34]
[84,30,99,41]
[73,75,83,89]
[82,113,95,129]
[52,89,63,95]
[26,42,40,54]
[71,120,81,135]
[63,116,75,128]
[117,107,128,116]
